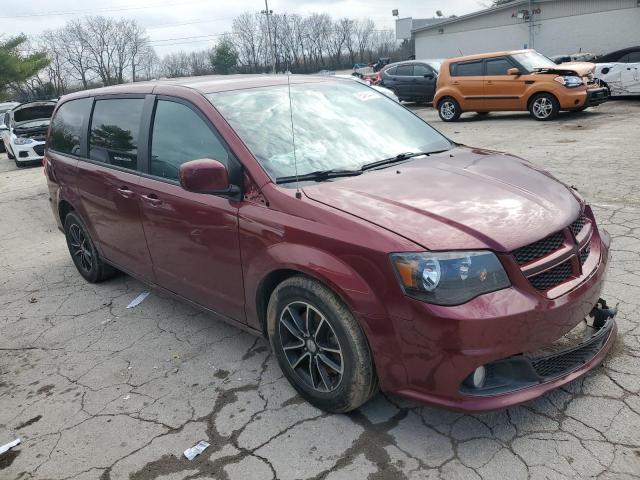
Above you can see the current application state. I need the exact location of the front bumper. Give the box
[11,141,45,163]
[387,230,615,411]
[584,87,609,107]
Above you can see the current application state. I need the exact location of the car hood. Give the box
[303,147,581,252]
[12,101,56,126]
[547,61,595,76]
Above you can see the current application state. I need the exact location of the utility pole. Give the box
[261,0,277,73]
[528,0,534,49]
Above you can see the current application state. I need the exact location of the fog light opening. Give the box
[464,366,487,389]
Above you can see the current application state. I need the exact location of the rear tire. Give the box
[63,212,117,283]
[267,275,378,413]
[438,97,461,122]
[529,93,559,121]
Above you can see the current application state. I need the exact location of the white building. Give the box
[412,0,640,59]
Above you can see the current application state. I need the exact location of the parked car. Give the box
[593,46,640,96]
[0,102,19,153]
[380,59,443,103]
[551,52,596,64]
[45,75,617,413]
[2,101,56,166]
[433,49,608,121]
[333,74,399,101]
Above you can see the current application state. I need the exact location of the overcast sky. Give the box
[1,0,488,56]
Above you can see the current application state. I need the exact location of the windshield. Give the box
[512,51,558,72]
[207,81,451,181]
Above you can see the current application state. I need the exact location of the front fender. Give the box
[244,242,386,330]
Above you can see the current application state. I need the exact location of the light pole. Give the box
[262,0,277,73]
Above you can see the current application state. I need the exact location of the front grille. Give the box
[513,231,564,265]
[579,245,590,266]
[571,215,586,237]
[529,261,573,291]
[33,144,45,156]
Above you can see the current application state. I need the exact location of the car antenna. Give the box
[286,72,302,199]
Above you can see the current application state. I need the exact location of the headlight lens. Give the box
[554,75,583,88]
[391,251,510,305]
[14,137,34,145]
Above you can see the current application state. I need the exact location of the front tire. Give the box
[267,275,378,413]
[438,97,461,122]
[529,93,559,121]
[64,212,117,283]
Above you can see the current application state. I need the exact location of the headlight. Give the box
[390,251,510,305]
[554,75,583,88]
[14,137,34,145]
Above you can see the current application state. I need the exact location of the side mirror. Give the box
[179,158,240,197]
[507,67,522,76]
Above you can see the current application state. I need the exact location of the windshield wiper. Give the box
[276,168,363,184]
[360,150,448,171]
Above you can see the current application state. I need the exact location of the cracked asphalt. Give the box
[1,100,640,479]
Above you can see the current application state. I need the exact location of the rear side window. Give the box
[451,61,483,77]
[150,100,229,181]
[485,57,513,76]
[89,98,144,169]
[413,64,432,76]
[619,51,640,63]
[49,98,91,156]
[395,64,413,76]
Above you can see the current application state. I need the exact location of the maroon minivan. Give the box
[45,75,617,413]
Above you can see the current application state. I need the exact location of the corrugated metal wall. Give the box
[414,0,640,58]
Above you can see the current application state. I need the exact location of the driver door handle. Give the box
[117,186,136,199]
[141,193,162,206]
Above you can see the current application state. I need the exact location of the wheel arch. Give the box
[526,90,559,111]
[247,243,387,339]
[58,199,75,226]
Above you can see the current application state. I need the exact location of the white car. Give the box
[1,101,56,166]
[0,102,19,153]
[593,47,640,96]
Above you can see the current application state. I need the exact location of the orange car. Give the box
[433,50,608,121]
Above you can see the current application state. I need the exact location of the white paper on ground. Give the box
[183,440,210,460]
[126,291,150,309]
[0,438,21,455]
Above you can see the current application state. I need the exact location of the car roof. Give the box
[443,49,533,64]
[387,59,442,67]
[60,74,340,102]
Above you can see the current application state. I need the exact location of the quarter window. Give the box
[89,98,144,169]
[452,61,483,77]
[49,98,91,155]
[385,66,397,75]
[413,64,432,77]
[150,100,229,181]
[395,64,413,76]
[485,57,513,76]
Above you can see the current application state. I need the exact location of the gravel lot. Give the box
[1,100,640,479]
